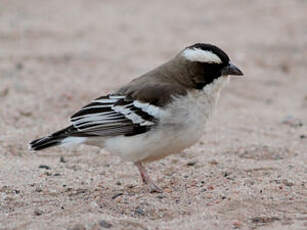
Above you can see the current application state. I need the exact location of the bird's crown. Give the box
[182,43,230,65]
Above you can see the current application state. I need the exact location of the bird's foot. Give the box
[148,182,163,193]
[135,161,162,193]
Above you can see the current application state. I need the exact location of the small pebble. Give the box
[60,156,66,163]
[34,208,43,216]
[35,187,42,192]
[134,207,145,216]
[187,161,197,166]
[112,192,123,200]
[251,216,280,224]
[99,220,112,228]
[223,172,229,177]
[68,224,86,230]
[0,88,9,97]
[127,184,135,189]
[20,111,32,117]
[39,165,51,170]
[279,62,290,73]
[282,179,294,187]
[156,195,165,199]
[44,172,52,176]
[232,220,241,229]
[281,116,303,127]
[208,160,218,165]
[16,62,23,70]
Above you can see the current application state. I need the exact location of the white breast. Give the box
[104,78,228,162]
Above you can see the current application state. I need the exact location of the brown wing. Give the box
[118,82,187,107]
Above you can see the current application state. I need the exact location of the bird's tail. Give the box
[29,125,86,151]
[29,135,63,151]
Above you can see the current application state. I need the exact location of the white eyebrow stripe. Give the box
[182,48,222,64]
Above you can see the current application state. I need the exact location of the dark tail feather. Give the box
[29,136,64,151]
[29,125,76,151]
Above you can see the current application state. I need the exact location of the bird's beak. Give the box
[221,63,243,76]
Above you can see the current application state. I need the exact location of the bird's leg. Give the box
[135,161,162,193]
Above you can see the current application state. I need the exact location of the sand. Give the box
[0,0,306,229]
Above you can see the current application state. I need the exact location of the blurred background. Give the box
[0,0,306,229]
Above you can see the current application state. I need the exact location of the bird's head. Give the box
[180,43,243,89]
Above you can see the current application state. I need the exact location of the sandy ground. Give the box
[0,0,307,229]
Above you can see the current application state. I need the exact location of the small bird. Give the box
[29,43,243,192]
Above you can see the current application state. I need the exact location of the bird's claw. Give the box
[149,183,163,193]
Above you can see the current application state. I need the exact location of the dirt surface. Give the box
[0,0,307,229]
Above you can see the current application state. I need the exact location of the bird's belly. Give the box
[143,123,204,162]
[104,119,205,162]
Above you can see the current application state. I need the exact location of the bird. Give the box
[29,43,243,192]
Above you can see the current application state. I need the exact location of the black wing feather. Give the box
[69,94,157,137]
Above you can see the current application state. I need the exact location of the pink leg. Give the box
[135,161,162,193]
